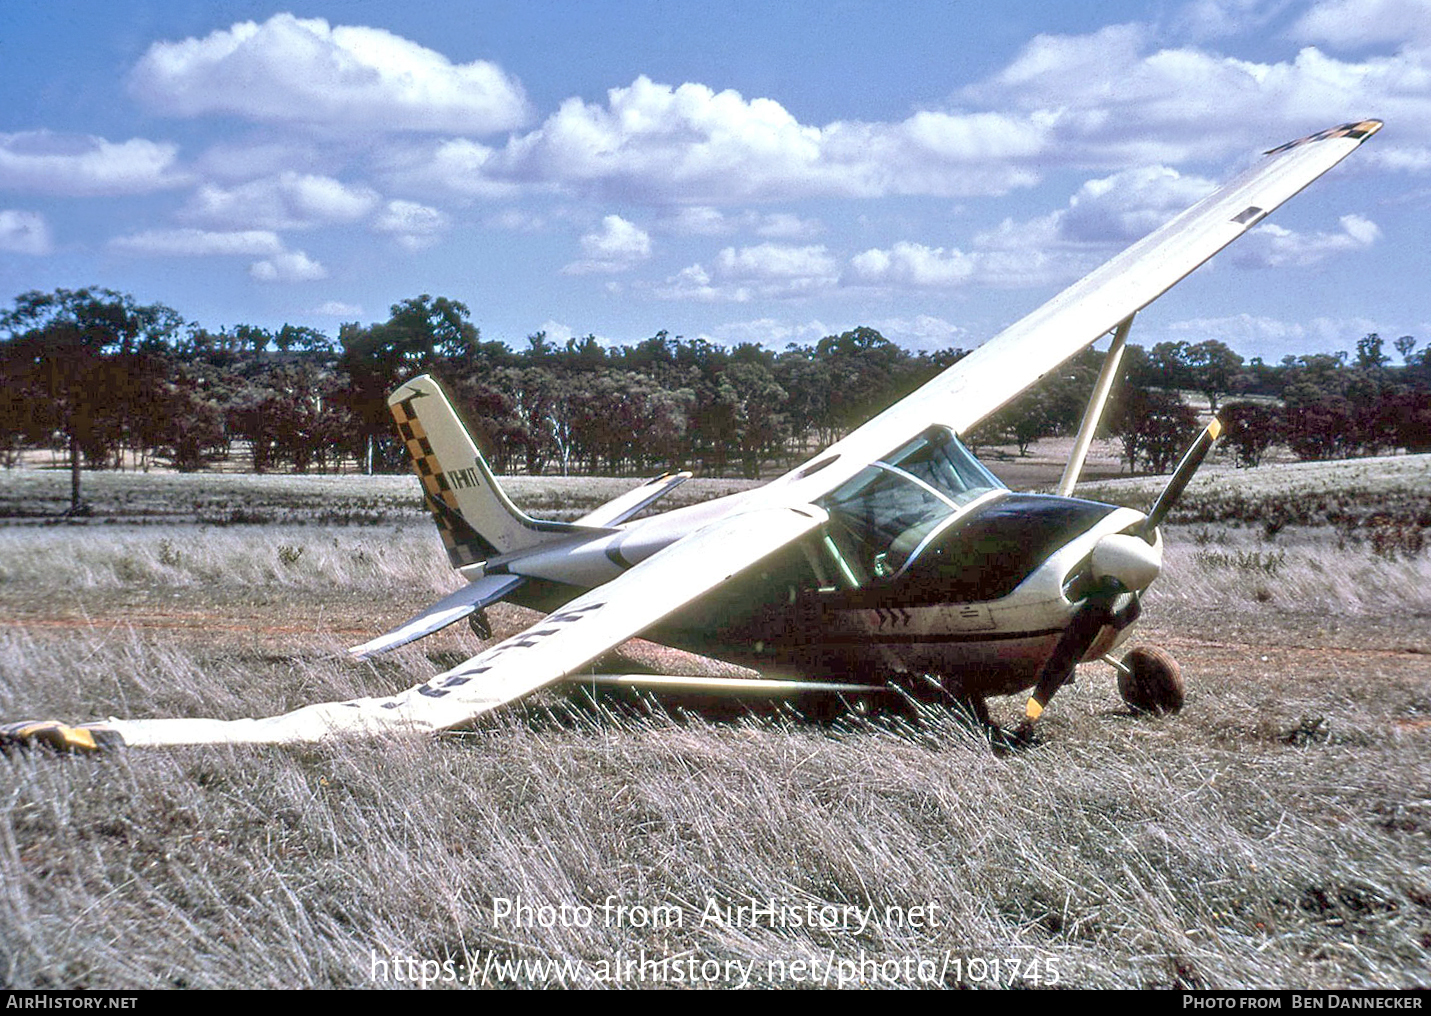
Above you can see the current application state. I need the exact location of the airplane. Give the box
[1,118,1383,753]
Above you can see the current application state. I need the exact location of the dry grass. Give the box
[0,469,760,525]
[1078,452,1431,529]
[1,467,1428,989]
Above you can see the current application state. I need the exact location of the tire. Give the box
[1118,646,1185,715]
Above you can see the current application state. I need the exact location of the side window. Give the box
[817,427,1005,582]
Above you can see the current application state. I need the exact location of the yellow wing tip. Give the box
[1,720,107,753]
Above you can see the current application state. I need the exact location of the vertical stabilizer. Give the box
[388,375,567,567]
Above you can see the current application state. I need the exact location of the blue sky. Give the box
[1,0,1426,362]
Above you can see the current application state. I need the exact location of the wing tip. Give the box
[1265,119,1383,156]
[1,719,124,753]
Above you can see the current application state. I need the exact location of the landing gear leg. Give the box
[960,695,992,728]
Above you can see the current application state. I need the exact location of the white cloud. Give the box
[657,243,837,301]
[536,319,575,344]
[415,76,1045,202]
[1161,311,1382,359]
[130,14,529,133]
[656,264,727,301]
[315,300,362,317]
[660,206,821,238]
[563,214,651,274]
[839,151,1365,295]
[372,199,449,250]
[1362,146,1431,173]
[962,23,1431,165]
[249,250,327,282]
[662,206,735,236]
[111,228,284,256]
[847,242,976,288]
[706,314,963,350]
[182,172,379,230]
[385,24,1431,211]
[710,317,833,346]
[715,243,835,280]
[191,140,323,182]
[487,208,547,232]
[940,169,1376,288]
[395,138,525,198]
[867,315,970,351]
[1291,0,1431,48]
[914,160,1373,294]
[1174,0,1291,40]
[0,131,184,196]
[754,212,821,238]
[951,165,1218,288]
[1230,212,1381,267]
[114,229,332,284]
[1058,166,1217,243]
[0,209,52,255]
[845,232,1072,294]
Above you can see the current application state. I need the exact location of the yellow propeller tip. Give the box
[1208,417,1223,440]
[1025,698,1044,722]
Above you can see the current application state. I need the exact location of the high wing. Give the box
[748,119,1383,509]
[73,504,826,747]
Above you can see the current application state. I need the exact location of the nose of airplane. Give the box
[1091,531,1163,591]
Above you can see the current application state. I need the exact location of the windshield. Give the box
[818,427,1005,581]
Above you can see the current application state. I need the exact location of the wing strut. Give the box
[1055,315,1133,497]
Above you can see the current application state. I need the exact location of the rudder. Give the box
[388,374,569,567]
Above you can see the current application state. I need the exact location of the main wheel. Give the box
[1117,646,1185,715]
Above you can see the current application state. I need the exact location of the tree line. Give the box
[2,287,1427,510]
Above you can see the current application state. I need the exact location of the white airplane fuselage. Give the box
[490,465,1159,701]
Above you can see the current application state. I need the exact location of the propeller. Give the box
[1024,577,1127,722]
[1024,418,1221,724]
[1140,417,1222,542]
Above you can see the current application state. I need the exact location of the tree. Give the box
[720,361,788,478]
[1354,332,1389,372]
[1281,382,1353,460]
[969,388,1059,456]
[969,350,1096,456]
[1108,385,1199,473]
[1218,400,1281,467]
[274,324,331,354]
[159,365,227,471]
[337,295,483,472]
[0,288,182,510]
[1141,341,1192,389]
[1185,340,1243,411]
[815,327,905,439]
[1385,384,1431,452]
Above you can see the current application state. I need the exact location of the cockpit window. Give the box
[818,426,1005,581]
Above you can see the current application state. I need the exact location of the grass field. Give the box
[0,458,1428,989]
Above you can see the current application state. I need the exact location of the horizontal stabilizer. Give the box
[575,471,693,528]
[569,674,885,695]
[347,573,524,658]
